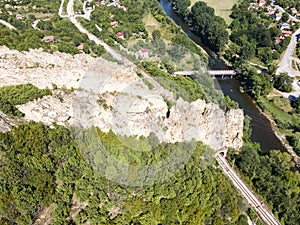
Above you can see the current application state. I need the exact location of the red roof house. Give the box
[77,43,84,51]
[43,35,55,43]
[116,32,124,39]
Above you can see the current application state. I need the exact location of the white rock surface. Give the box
[0,47,244,150]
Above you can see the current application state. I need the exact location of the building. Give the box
[281,30,292,37]
[258,0,266,7]
[290,8,297,14]
[266,5,276,15]
[43,35,55,43]
[77,43,84,51]
[278,22,290,30]
[274,13,282,21]
[116,32,124,39]
[16,14,22,20]
[110,21,118,28]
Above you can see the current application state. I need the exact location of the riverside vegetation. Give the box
[0,0,298,224]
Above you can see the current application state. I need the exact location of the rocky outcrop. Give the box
[0,46,95,89]
[0,111,18,133]
[13,52,244,151]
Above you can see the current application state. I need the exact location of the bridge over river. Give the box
[174,70,237,79]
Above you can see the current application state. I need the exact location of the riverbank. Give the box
[160,0,297,161]
[257,96,300,167]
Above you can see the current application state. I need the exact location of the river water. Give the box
[160,0,285,152]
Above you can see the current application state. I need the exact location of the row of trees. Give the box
[172,0,229,53]
[0,123,249,224]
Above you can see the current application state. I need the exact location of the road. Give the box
[271,1,299,22]
[66,0,128,63]
[64,0,174,100]
[276,27,300,97]
[216,154,281,225]
[0,19,16,30]
[63,2,281,223]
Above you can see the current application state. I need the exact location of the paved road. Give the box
[64,0,174,100]
[216,154,281,225]
[271,2,299,22]
[0,19,16,30]
[63,3,281,223]
[276,28,300,97]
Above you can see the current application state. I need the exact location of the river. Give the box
[160,0,285,152]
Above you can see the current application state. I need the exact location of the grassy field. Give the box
[190,0,239,24]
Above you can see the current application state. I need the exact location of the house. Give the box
[77,43,84,51]
[15,14,22,20]
[258,0,266,7]
[266,5,276,15]
[110,21,118,28]
[117,5,126,11]
[290,8,297,14]
[296,13,300,18]
[248,3,258,10]
[43,35,55,43]
[274,13,282,21]
[116,32,124,39]
[274,36,282,44]
[279,22,290,30]
[281,30,292,37]
[95,1,101,6]
[4,4,12,9]
[135,48,149,59]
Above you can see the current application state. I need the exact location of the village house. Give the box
[258,0,266,7]
[4,4,11,9]
[278,22,290,30]
[281,30,292,38]
[274,36,282,44]
[42,35,55,43]
[274,13,282,21]
[116,32,124,39]
[15,14,22,20]
[135,48,149,59]
[266,5,276,15]
[110,21,118,28]
[290,8,297,14]
[95,1,101,6]
[77,43,84,51]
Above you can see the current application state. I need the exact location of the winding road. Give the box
[276,27,300,97]
[62,1,281,224]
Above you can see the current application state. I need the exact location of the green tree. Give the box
[274,73,293,92]
[152,30,161,41]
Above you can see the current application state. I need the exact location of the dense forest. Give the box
[0,123,251,225]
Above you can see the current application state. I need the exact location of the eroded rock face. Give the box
[13,52,244,151]
[0,46,95,89]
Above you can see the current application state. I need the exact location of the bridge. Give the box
[174,70,237,79]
